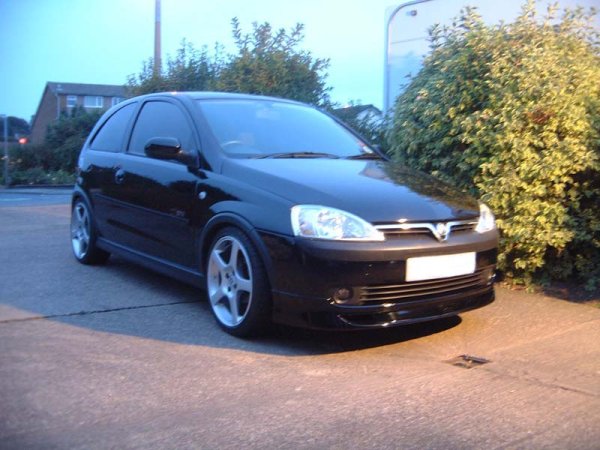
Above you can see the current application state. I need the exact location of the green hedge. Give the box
[388,1,600,289]
[2,107,100,186]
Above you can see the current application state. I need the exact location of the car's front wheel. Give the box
[70,198,110,265]
[206,227,271,337]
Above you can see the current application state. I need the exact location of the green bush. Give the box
[7,167,74,186]
[5,144,77,185]
[388,1,600,289]
[45,107,101,171]
[330,105,389,153]
[3,107,100,185]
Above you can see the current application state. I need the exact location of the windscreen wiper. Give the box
[256,152,340,159]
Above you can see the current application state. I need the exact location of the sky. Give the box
[2,0,598,122]
[0,0,399,121]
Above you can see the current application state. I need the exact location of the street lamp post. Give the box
[383,0,431,114]
[154,0,162,76]
[2,114,9,187]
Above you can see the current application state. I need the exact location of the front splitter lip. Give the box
[271,286,495,330]
[335,290,495,328]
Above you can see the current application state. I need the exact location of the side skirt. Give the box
[97,238,205,289]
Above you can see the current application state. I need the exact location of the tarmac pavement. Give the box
[0,191,599,449]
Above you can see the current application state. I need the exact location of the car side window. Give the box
[89,103,136,152]
[128,101,195,156]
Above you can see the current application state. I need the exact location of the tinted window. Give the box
[196,100,370,158]
[129,101,195,155]
[90,103,136,152]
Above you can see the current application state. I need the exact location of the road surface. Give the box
[1,189,599,449]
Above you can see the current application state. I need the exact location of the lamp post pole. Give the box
[384,0,430,114]
[2,114,9,187]
[154,0,161,76]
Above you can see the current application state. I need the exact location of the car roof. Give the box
[134,91,303,105]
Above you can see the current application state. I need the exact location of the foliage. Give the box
[6,167,74,186]
[330,103,389,153]
[2,141,77,186]
[4,107,100,185]
[45,106,101,171]
[216,19,330,105]
[0,116,30,141]
[388,1,600,289]
[127,40,222,96]
[350,116,388,153]
[128,18,331,106]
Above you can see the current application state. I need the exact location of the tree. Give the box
[44,106,102,171]
[330,102,388,152]
[0,116,30,141]
[127,19,331,106]
[216,18,330,106]
[127,40,222,96]
[5,107,100,185]
[388,1,600,288]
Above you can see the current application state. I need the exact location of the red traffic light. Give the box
[18,137,28,145]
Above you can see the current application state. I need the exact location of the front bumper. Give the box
[259,228,498,330]
[272,285,494,329]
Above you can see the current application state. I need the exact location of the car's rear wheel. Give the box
[71,198,110,265]
[206,227,271,337]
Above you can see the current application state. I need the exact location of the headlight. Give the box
[475,203,496,233]
[291,205,384,241]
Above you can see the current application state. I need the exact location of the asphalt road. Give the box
[1,190,599,449]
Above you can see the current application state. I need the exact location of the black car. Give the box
[71,92,498,336]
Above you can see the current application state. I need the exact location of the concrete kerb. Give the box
[0,185,74,195]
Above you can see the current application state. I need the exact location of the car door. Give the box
[83,102,138,243]
[107,99,201,269]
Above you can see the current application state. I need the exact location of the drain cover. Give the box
[446,354,490,369]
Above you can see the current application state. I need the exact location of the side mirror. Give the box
[144,137,182,160]
[144,137,196,166]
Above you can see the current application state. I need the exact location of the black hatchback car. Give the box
[71,92,498,336]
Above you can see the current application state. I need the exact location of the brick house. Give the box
[30,82,128,144]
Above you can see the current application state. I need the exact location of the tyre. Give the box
[70,198,110,265]
[206,227,271,337]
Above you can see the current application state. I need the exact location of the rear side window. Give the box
[128,101,195,155]
[89,103,136,152]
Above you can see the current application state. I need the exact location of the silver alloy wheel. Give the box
[207,235,254,327]
[71,202,91,259]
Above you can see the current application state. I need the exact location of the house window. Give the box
[111,97,124,107]
[84,96,104,108]
[67,95,77,108]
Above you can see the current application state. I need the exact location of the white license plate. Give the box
[406,252,476,282]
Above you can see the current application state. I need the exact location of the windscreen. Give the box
[197,99,373,158]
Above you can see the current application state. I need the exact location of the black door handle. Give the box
[115,168,125,184]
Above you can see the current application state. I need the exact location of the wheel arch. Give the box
[71,185,93,208]
[71,186,105,243]
[199,213,275,285]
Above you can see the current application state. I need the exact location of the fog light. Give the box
[482,268,496,284]
[333,287,354,304]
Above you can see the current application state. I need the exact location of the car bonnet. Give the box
[221,158,479,223]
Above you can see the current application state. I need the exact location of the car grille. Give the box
[375,220,477,240]
[355,269,490,306]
